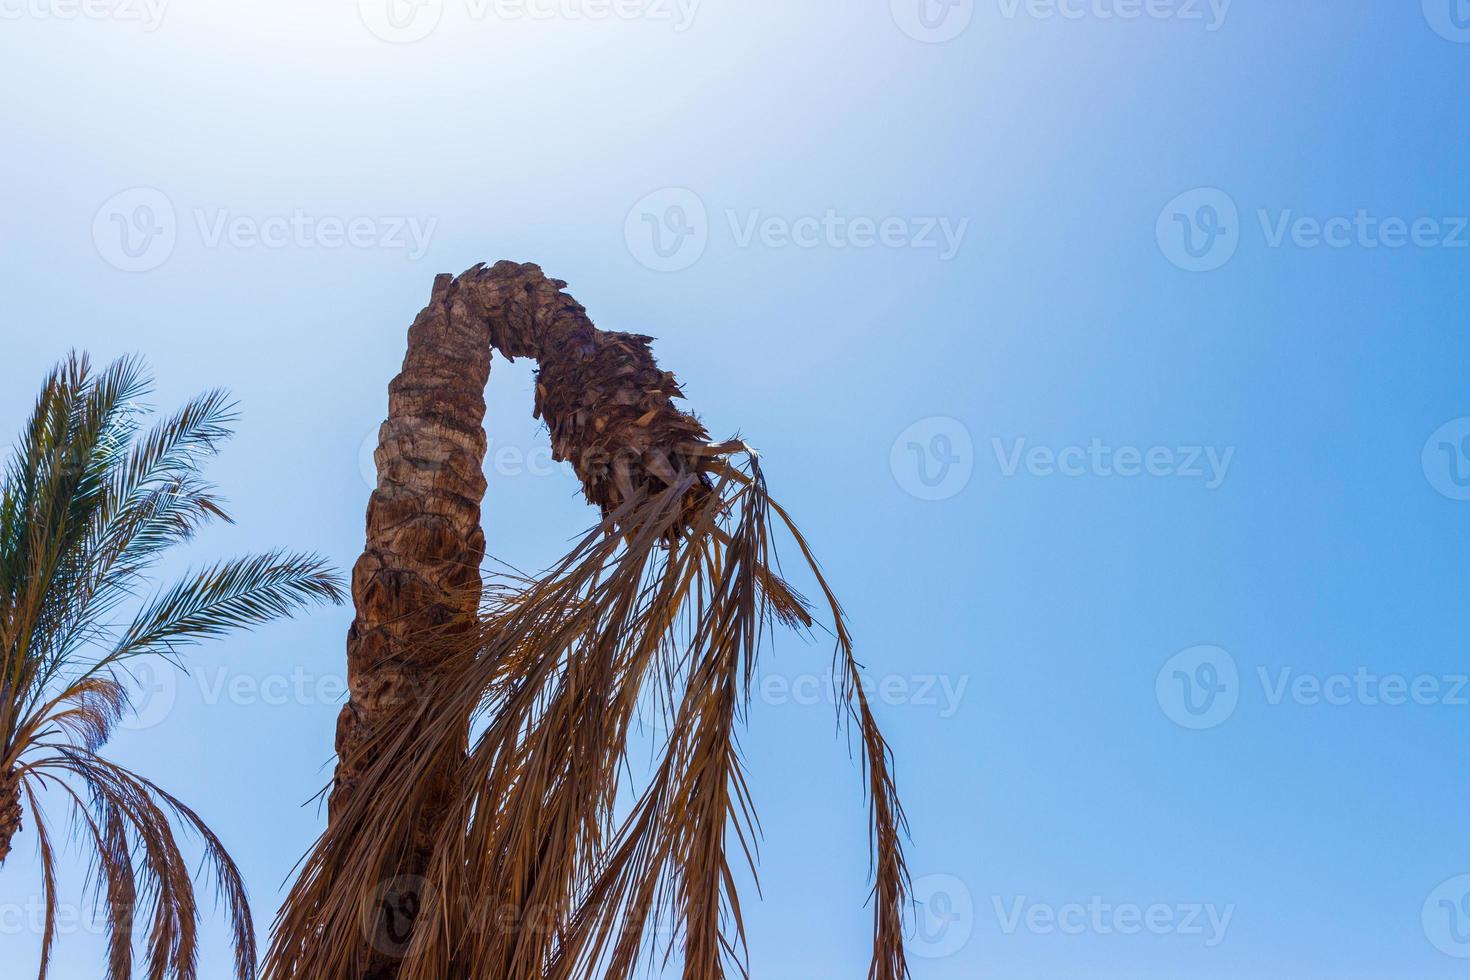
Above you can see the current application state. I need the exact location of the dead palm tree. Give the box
[0,352,345,980]
[267,262,909,980]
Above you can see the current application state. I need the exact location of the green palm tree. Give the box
[0,352,344,980]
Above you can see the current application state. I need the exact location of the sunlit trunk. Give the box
[328,261,715,977]
[330,272,492,979]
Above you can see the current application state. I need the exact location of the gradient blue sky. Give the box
[3,2,1470,977]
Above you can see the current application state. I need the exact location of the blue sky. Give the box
[3,2,1470,977]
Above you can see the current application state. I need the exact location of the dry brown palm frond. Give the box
[267,447,910,980]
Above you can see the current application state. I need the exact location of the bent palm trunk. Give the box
[286,262,910,980]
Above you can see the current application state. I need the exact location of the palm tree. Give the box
[0,352,345,980]
[267,263,909,980]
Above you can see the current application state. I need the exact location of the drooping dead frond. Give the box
[267,263,910,980]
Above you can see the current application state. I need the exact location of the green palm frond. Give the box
[0,352,345,980]
[106,551,344,666]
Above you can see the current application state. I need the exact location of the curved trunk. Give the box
[307,263,906,980]
[329,262,718,978]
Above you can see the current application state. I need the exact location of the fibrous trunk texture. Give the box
[329,272,492,979]
[0,766,21,865]
[329,261,717,978]
[450,260,718,518]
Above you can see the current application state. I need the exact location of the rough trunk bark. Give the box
[0,767,21,865]
[445,260,715,519]
[330,261,717,979]
[330,272,492,980]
